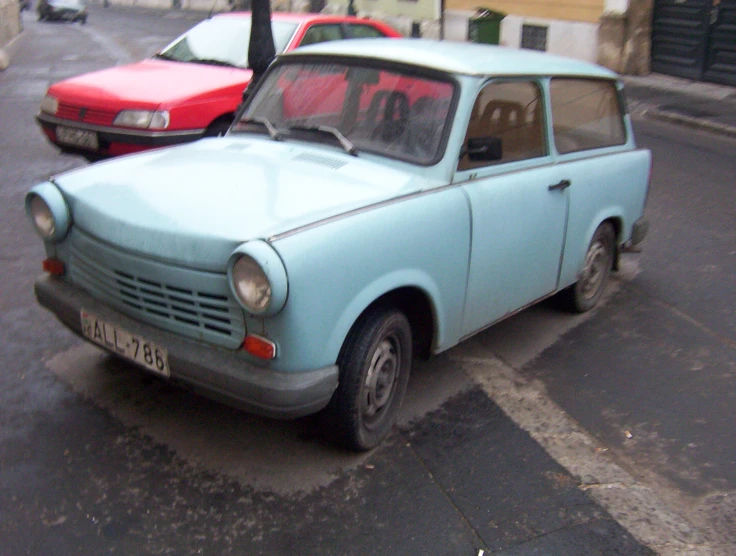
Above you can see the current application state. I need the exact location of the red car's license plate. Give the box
[56,126,98,150]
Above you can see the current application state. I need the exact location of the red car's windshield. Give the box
[158,17,298,69]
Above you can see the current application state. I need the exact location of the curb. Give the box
[638,107,736,139]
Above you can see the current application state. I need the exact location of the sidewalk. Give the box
[623,73,736,138]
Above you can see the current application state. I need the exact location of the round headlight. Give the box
[25,183,72,243]
[29,195,56,239]
[232,255,272,313]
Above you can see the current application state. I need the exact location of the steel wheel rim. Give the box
[580,241,609,299]
[361,337,400,428]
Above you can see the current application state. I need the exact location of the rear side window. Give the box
[550,78,626,154]
[345,24,386,39]
[299,24,343,46]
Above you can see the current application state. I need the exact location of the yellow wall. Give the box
[446,0,606,24]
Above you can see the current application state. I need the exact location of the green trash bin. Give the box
[467,8,506,45]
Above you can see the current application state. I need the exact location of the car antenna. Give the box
[207,0,217,19]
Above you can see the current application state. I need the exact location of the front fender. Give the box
[326,268,447,363]
[259,186,472,373]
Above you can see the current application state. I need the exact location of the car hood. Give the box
[53,137,426,272]
[48,59,251,108]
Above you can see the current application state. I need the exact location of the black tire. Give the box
[203,118,232,138]
[562,222,616,313]
[322,307,412,451]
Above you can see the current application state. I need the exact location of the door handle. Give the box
[548,179,571,191]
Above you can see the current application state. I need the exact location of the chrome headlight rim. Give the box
[25,183,71,243]
[113,109,170,130]
[227,241,288,317]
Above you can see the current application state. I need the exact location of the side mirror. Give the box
[467,136,502,161]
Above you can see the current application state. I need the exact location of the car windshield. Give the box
[49,0,84,6]
[158,17,298,69]
[233,61,456,165]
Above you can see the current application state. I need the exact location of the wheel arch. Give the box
[328,274,445,369]
[582,210,625,274]
[604,215,623,270]
[203,113,236,137]
[342,286,436,363]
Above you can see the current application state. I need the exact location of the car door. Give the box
[547,77,650,290]
[457,79,569,336]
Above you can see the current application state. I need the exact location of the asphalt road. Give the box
[0,6,734,555]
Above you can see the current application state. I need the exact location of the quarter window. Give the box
[459,80,546,171]
[345,24,386,39]
[300,24,344,46]
[550,78,626,154]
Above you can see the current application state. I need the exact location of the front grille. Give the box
[69,235,245,349]
[56,103,118,126]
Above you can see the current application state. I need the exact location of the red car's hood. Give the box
[48,59,253,109]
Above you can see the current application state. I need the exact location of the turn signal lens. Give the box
[243,334,276,360]
[42,258,65,276]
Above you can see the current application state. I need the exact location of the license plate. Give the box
[81,310,170,377]
[56,126,99,150]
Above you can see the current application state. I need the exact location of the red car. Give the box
[36,12,401,159]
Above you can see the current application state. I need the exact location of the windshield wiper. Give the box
[288,125,358,156]
[191,58,236,68]
[239,117,282,141]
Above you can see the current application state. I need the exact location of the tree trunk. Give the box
[246,0,276,94]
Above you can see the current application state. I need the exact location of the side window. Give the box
[344,24,386,39]
[458,80,546,171]
[299,24,344,47]
[550,78,626,154]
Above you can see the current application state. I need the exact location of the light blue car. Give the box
[26,39,650,451]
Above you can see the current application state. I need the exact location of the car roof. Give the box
[285,38,619,79]
[215,12,379,24]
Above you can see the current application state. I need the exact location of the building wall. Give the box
[0,0,22,49]
[446,0,605,24]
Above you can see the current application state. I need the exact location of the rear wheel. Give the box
[562,222,616,313]
[322,307,412,451]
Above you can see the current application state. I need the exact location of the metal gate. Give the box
[703,0,736,85]
[651,0,736,86]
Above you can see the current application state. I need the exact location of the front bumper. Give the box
[35,276,338,419]
[36,112,205,156]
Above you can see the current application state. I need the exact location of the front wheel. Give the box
[322,307,412,451]
[562,222,616,313]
